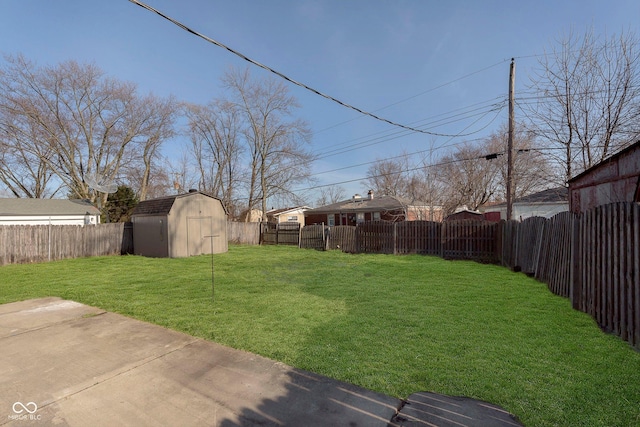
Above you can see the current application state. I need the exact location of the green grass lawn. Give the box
[1,244,639,426]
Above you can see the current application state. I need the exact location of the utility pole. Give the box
[506,58,515,220]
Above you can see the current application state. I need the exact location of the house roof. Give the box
[0,198,100,216]
[568,140,640,183]
[489,187,568,208]
[266,206,310,217]
[131,191,227,216]
[515,186,568,204]
[306,195,426,214]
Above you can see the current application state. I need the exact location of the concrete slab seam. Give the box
[26,336,201,417]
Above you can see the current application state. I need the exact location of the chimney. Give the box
[368,190,374,200]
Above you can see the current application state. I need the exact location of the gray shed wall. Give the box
[132,215,170,257]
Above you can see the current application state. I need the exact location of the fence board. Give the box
[327,226,356,253]
[300,224,326,250]
[515,216,546,275]
[395,221,441,255]
[356,221,395,254]
[277,222,301,245]
[227,221,260,245]
[574,202,640,348]
[442,220,499,262]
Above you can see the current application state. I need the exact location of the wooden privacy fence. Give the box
[327,225,357,253]
[357,221,395,254]
[299,224,326,250]
[261,222,300,245]
[442,220,500,262]
[300,220,499,261]
[395,221,441,255]
[227,221,261,245]
[0,223,132,265]
[573,202,640,348]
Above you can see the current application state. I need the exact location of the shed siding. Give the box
[168,194,227,257]
[132,215,169,258]
[569,143,640,213]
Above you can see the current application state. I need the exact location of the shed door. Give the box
[187,216,213,256]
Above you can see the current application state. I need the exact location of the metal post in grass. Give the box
[204,235,218,302]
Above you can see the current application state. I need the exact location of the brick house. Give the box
[304,191,442,225]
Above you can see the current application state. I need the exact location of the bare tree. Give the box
[135,94,179,201]
[436,142,501,215]
[526,28,640,182]
[485,123,554,200]
[0,122,60,197]
[185,99,243,211]
[315,185,346,206]
[362,150,446,219]
[363,154,411,198]
[0,54,178,203]
[222,67,315,221]
[166,150,198,195]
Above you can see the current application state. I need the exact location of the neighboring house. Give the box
[0,198,100,226]
[568,140,640,214]
[266,206,310,226]
[305,191,442,225]
[130,190,227,258]
[237,208,264,222]
[483,187,569,220]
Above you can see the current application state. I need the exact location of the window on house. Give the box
[287,216,298,222]
[327,215,335,226]
[373,212,381,221]
[356,212,365,223]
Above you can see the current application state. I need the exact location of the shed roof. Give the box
[131,191,227,216]
[0,198,100,216]
[131,195,176,216]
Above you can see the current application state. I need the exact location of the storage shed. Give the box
[568,140,640,213]
[131,191,227,258]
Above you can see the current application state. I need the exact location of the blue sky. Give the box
[1,1,638,203]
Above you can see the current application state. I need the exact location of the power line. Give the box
[311,96,507,159]
[129,0,491,138]
[249,103,505,187]
[292,142,570,194]
[313,60,509,135]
